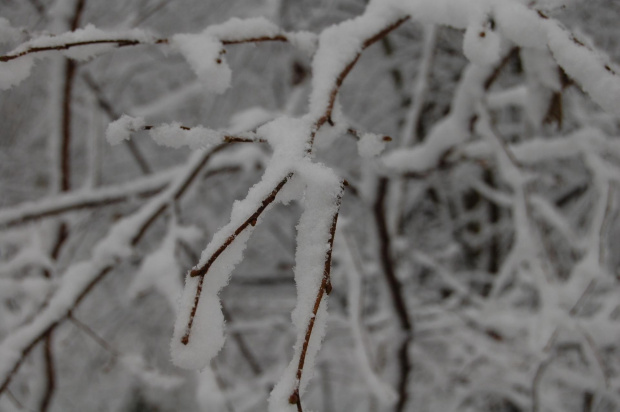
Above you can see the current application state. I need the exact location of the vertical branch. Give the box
[392,24,438,235]
[41,3,86,410]
[288,187,343,411]
[60,59,75,192]
[373,177,413,412]
[401,24,438,147]
[39,332,55,412]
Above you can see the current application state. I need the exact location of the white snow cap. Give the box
[172,33,231,95]
[106,114,145,145]
[204,16,281,41]
[149,123,224,150]
[358,133,389,158]
[463,18,501,66]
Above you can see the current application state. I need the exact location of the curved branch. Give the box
[313,16,410,133]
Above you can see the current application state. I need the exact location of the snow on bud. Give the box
[105,114,145,145]
[172,33,231,95]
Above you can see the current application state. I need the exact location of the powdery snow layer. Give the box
[171,33,231,95]
[106,114,145,145]
[204,17,281,42]
[149,123,227,150]
[358,133,388,158]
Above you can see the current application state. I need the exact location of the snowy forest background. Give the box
[1,0,620,411]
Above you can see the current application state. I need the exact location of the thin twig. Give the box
[373,177,412,412]
[483,47,519,91]
[0,39,167,62]
[141,125,266,144]
[178,242,262,376]
[313,17,410,135]
[222,35,288,45]
[181,172,294,345]
[39,332,55,412]
[39,4,87,407]
[0,33,291,62]
[82,72,152,174]
[6,389,24,410]
[288,185,344,409]
[189,172,293,278]
[68,315,118,356]
[598,182,615,266]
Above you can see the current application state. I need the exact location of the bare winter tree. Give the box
[1,0,620,411]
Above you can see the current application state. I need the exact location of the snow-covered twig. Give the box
[179,172,293,346]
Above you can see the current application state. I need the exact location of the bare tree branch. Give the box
[288,186,343,410]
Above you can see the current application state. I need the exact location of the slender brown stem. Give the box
[181,173,294,345]
[141,124,265,144]
[0,34,291,62]
[60,60,75,191]
[373,177,413,412]
[82,72,152,174]
[222,35,288,45]
[189,173,293,278]
[0,39,167,62]
[39,332,55,412]
[313,17,410,135]
[288,186,343,407]
[483,47,519,91]
[38,4,87,406]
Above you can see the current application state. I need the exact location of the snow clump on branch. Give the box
[105,114,145,145]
